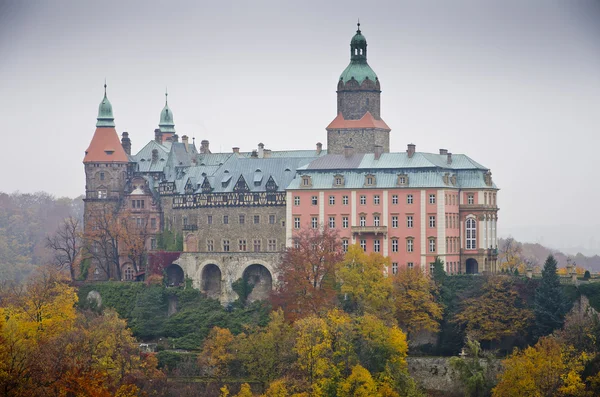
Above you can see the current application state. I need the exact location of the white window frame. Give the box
[329,216,335,228]
[360,195,366,205]
[407,239,414,252]
[392,216,398,228]
[294,217,300,229]
[466,218,477,249]
[429,216,436,228]
[373,215,380,227]
[374,239,380,253]
[329,195,335,205]
[294,196,300,206]
[429,238,436,252]
[392,239,398,252]
[360,239,367,252]
[311,217,318,229]
[342,195,349,205]
[342,216,349,228]
[373,195,380,205]
[360,216,366,227]
[407,215,413,228]
[392,195,398,204]
[407,194,413,204]
[429,194,436,204]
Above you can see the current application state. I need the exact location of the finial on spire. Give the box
[165,87,168,105]
[357,19,361,33]
[104,78,107,96]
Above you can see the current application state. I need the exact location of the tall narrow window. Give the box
[359,216,366,227]
[374,240,380,253]
[342,195,349,205]
[466,218,477,249]
[360,239,367,252]
[373,215,380,227]
[342,239,349,252]
[311,217,318,229]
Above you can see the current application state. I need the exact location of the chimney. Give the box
[172,134,179,143]
[316,142,323,155]
[258,142,264,158]
[251,149,258,158]
[121,132,131,155]
[344,145,354,158]
[152,148,159,162]
[154,129,162,143]
[374,145,383,160]
[232,147,240,154]
[200,140,210,154]
[263,149,272,158]
[407,143,416,158]
[439,148,448,155]
[447,152,453,165]
[181,135,189,152]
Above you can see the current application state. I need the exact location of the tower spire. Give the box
[96,80,115,128]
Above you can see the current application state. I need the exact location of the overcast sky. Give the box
[1,0,600,254]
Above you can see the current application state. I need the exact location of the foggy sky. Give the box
[1,0,600,254]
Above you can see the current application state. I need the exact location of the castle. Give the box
[83,24,499,302]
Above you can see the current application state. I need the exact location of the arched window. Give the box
[124,266,134,281]
[466,218,476,249]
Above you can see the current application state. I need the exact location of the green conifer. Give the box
[534,255,568,338]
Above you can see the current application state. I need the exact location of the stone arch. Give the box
[242,264,273,302]
[466,258,479,274]
[201,264,222,300]
[166,263,184,286]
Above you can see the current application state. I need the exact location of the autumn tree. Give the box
[45,216,82,281]
[337,365,378,397]
[198,326,236,381]
[119,210,151,275]
[355,314,408,375]
[271,227,344,321]
[454,276,532,346]
[492,337,589,397]
[293,316,332,388]
[534,255,569,339]
[236,309,296,386]
[338,244,393,322]
[499,237,524,274]
[393,268,443,338]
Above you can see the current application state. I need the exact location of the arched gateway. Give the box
[201,264,222,299]
[466,258,479,274]
[243,264,273,302]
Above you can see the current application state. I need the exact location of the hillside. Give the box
[499,237,600,273]
[0,192,84,280]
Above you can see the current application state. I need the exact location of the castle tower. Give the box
[156,91,176,143]
[83,84,130,227]
[326,23,391,154]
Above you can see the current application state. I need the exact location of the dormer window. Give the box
[397,174,408,186]
[301,175,312,187]
[364,174,376,186]
[333,174,345,187]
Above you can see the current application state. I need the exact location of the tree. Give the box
[198,326,235,381]
[236,309,296,386]
[355,314,408,375]
[534,255,569,339]
[337,365,378,397]
[492,337,588,397]
[85,203,124,280]
[454,276,532,345]
[393,268,443,338]
[271,227,344,321]
[432,256,447,284]
[119,211,150,276]
[449,337,495,397]
[338,245,393,321]
[234,383,253,397]
[293,316,332,387]
[499,237,524,274]
[45,216,83,281]
[583,270,591,280]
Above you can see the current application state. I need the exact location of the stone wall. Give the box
[326,127,390,154]
[337,89,381,120]
[162,203,287,254]
[173,252,281,303]
[406,356,501,395]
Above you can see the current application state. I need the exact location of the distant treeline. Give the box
[0,191,84,281]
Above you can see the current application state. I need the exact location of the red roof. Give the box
[83,127,129,163]
[326,111,391,131]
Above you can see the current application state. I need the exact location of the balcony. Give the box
[182,224,198,231]
[351,226,388,236]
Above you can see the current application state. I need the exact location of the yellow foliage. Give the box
[262,378,290,397]
[235,383,254,397]
[393,268,443,336]
[492,337,588,397]
[357,314,408,369]
[199,326,235,379]
[337,365,378,397]
[115,384,141,397]
[294,316,332,386]
[220,385,231,397]
[339,245,394,322]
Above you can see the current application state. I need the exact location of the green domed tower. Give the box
[327,23,390,155]
[337,22,381,120]
[159,91,176,134]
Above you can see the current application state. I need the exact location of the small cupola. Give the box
[96,82,115,128]
[158,90,176,133]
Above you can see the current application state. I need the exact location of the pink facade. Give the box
[288,185,498,275]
